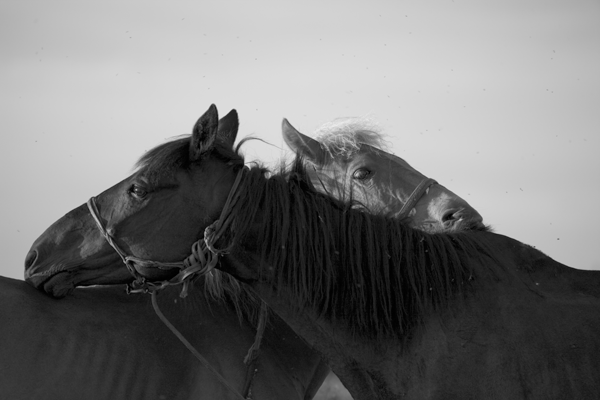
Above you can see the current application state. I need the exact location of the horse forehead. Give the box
[133,164,180,188]
[323,145,384,170]
[347,145,425,179]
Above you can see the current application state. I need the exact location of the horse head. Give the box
[25,105,242,297]
[282,118,486,232]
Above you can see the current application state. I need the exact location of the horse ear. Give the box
[190,104,219,162]
[217,109,239,149]
[281,118,328,165]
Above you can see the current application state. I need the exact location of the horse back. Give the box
[394,236,600,399]
[0,276,326,400]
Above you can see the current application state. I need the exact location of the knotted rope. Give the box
[87,166,265,400]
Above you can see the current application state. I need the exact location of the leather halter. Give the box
[86,167,256,400]
[86,167,246,294]
[396,177,438,219]
[310,164,437,220]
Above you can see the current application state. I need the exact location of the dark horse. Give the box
[18,106,480,400]
[17,109,329,400]
[26,105,600,399]
[0,275,328,399]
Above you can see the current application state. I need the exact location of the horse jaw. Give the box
[25,251,132,298]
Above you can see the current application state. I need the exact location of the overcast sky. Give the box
[1,0,598,281]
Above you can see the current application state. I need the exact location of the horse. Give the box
[26,104,600,399]
[281,118,485,232]
[14,108,329,400]
[17,106,484,400]
[0,275,329,400]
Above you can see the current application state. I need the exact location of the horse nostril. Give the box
[24,250,38,270]
[442,209,461,223]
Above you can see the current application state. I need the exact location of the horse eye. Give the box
[352,168,371,180]
[129,185,148,198]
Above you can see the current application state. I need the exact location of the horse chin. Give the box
[26,266,95,298]
[445,217,488,232]
[413,217,487,233]
[42,272,76,298]
[412,220,443,233]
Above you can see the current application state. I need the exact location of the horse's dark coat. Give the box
[0,276,327,400]
[203,152,600,399]
[24,105,600,400]
[19,107,330,400]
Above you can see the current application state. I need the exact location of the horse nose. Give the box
[24,249,42,280]
[442,208,485,230]
[25,249,38,270]
[445,209,485,229]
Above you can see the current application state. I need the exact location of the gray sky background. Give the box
[1,0,598,282]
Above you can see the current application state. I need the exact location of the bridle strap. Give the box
[308,164,437,221]
[150,291,248,400]
[85,167,248,291]
[86,167,256,400]
[203,167,247,254]
[396,177,438,219]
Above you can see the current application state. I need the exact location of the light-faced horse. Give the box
[0,276,326,400]
[282,118,485,232]
[25,105,600,399]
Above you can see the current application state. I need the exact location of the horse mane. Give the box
[314,117,391,159]
[134,135,263,324]
[134,134,246,185]
[133,134,497,338]
[224,159,498,338]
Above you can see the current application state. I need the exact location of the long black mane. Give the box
[224,159,497,337]
[135,135,497,337]
[135,135,264,321]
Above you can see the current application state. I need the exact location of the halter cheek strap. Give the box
[87,197,186,284]
[86,167,257,400]
[85,166,247,295]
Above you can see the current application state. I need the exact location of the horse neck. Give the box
[219,244,396,399]
[166,276,331,397]
[226,167,484,338]
[238,263,399,400]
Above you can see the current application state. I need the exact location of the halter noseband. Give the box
[396,177,438,219]
[86,167,246,295]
